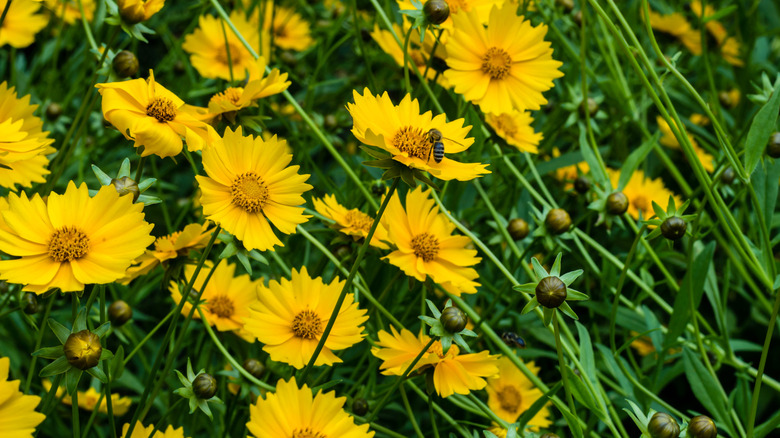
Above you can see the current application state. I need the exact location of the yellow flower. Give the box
[195,127,312,252]
[690,0,743,67]
[396,0,502,30]
[0,182,154,294]
[243,266,368,369]
[263,3,314,51]
[370,19,448,86]
[607,168,683,220]
[0,357,45,436]
[0,0,49,48]
[347,88,489,181]
[0,82,55,190]
[645,9,702,54]
[121,421,189,438]
[312,194,390,249]
[485,110,542,153]
[246,377,374,438]
[96,71,217,158]
[371,326,499,398]
[170,259,261,338]
[443,3,563,114]
[116,0,164,24]
[42,380,132,416]
[382,186,481,295]
[183,10,265,81]
[207,57,291,121]
[486,356,551,433]
[551,147,589,188]
[656,116,714,173]
[44,0,95,24]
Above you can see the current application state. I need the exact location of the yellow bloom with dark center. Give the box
[396,0,503,30]
[244,266,368,369]
[656,116,714,173]
[347,88,489,181]
[0,357,45,436]
[121,421,189,438]
[690,0,743,67]
[485,110,542,153]
[263,3,314,51]
[486,356,551,434]
[170,259,261,339]
[381,186,480,295]
[207,57,291,120]
[370,19,448,86]
[196,127,312,252]
[607,168,682,221]
[0,182,154,294]
[246,377,374,438]
[372,326,499,398]
[96,71,217,158]
[0,0,49,48]
[116,0,164,24]
[42,380,132,416]
[443,3,563,114]
[312,194,390,249]
[44,0,95,24]
[0,82,55,190]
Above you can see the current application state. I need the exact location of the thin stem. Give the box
[554,314,578,428]
[123,307,176,365]
[746,290,780,436]
[25,294,56,392]
[399,385,425,438]
[468,392,508,429]
[99,286,116,438]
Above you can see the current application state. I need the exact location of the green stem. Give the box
[746,290,780,436]
[467,392,508,429]
[25,294,56,392]
[399,384,425,438]
[99,286,116,438]
[554,314,578,428]
[123,307,176,365]
[402,25,414,95]
[72,389,80,438]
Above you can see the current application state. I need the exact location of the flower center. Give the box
[497,386,522,414]
[292,428,326,438]
[411,232,439,262]
[48,227,90,262]
[428,341,459,359]
[493,113,518,137]
[207,295,235,318]
[211,87,244,106]
[230,172,269,213]
[291,309,323,339]
[146,97,177,122]
[482,47,512,80]
[344,210,373,233]
[393,126,430,160]
[216,42,243,65]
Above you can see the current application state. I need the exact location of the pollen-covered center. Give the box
[393,126,429,160]
[291,309,323,339]
[497,386,522,414]
[210,87,244,106]
[292,428,326,438]
[411,232,439,262]
[231,172,269,213]
[493,114,518,137]
[207,295,235,318]
[216,42,243,65]
[482,47,513,80]
[48,227,90,263]
[146,97,177,122]
[344,209,373,233]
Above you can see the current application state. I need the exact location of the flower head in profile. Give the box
[485,110,542,153]
[207,57,291,123]
[116,0,164,24]
[0,0,49,48]
[96,71,217,158]
[243,266,368,368]
[0,182,154,293]
[44,0,96,24]
[396,0,502,30]
[42,380,132,416]
[382,186,481,295]
[486,356,551,435]
[246,377,374,438]
[372,326,499,397]
[656,115,714,173]
[444,3,563,114]
[0,356,46,436]
[607,168,683,220]
[312,194,390,249]
[370,18,447,86]
[347,88,489,181]
[195,127,312,252]
[263,4,314,51]
[121,421,189,438]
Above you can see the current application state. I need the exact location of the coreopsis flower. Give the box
[312,194,390,249]
[0,182,154,293]
[169,259,261,340]
[485,110,542,153]
[183,10,265,81]
[195,127,312,252]
[207,57,291,122]
[382,186,481,295]
[116,0,164,24]
[243,266,368,369]
[0,357,45,436]
[246,377,374,438]
[0,82,55,190]
[372,326,499,398]
[690,0,743,67]
[606,168,683,220]
[486,356,551,436]
[121,421,189,438]
[370,19,447,86]
[44,0,96,24]
[645,8,701,54]
[42,380,132,416]
[656,116,715,173]
[443,3,563,114]
[347,88,489,181]
[0,0,49,48]
[263,3,314,51]
[396,0,502,30]
[96,71,217,158]
[551,147,589,189]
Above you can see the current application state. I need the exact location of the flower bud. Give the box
[545,208,571,234]
[660,216,686,241]
[352,397,369,416]
[536,276,567,308]
[556,0,574,11]
[64,330,102,370]
[193,373,217,399]
[507,218,529,240]
[606,192,629,215]
[424,0,449,25]
[574,176,591,194]
[22,292,39,314]
[720,167,735,185]
[767,132,780,158]
[111,176,140,202]
[440,306,467,333]
[687,415,716,438]
[46,103,63,121]
[647,412,680,438]
[113,51,139,78]
[117,0,163,25]
[108,300,133,327]
[242,358,265,379]
[718,91,732,108]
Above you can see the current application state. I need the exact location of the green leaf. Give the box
[576,322,596,380]
[566,364,607,421]
[531,257,548,280]
[400,168,416,187]
[513,283,536,294]
[48,319,72,344]
[39,356,70,377]
[558,301,579,320]
[66,367,83,395]
[425,299,441,318]
[381,167,401,180]
[578,122,608,187]
[744,75,780,177]
[596,344,636,399]
[752,158,780,271]
[32,346,64,359]
[73,308,88,332]
[542,307,553,326]
[521,296,539,314]
[517,381,561,430]
[359,145,391,160]
[93,321,111,338]
[412,169,440,191]
[682,348,735,435]
[618,132,658,191]
[111,346,125,380]
[565,288,589,301]
[117,158,131,178]
[248,250,269,265]
[236,250,252,275]
[99,349,114,361]
[363,158,397,169]
[559,269,583,286]
[86,366,107,383]
[550,253,563,277]
[91,164,113,185]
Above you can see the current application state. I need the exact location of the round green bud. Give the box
[193,373,218,399]
[660,216,687,241]
[22,292,39,315]
[536,276,567,308]
[108,300,133,327]
[507,218,529,241]
[687,415,717,438]
[606,192,629,215]
[112,51,139,78]
[423,0,450,25]
[545,208,571,234]
[64,330,102,370]
[647,412,680,438]
[352,397,369,416]
[440,306,467,333]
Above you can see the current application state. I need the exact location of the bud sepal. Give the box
[514,253,588,326]
[419,299,476,354]
[643,196,695,241]
[174,359,224,420]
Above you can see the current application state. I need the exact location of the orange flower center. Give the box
[482,47,512,80]
[216,42,244,65]
[492,113,518,137]
[211,87,244,106]
[344,209,373,233]
[48,226,90,262]
[207,295,235,318]
[393,126,429,160]
[230,172,269,213]
[411,232,439,262]
[292,428,326,438]
[497,386,522,414]
[146,97,177,122]
[291,309,323,339]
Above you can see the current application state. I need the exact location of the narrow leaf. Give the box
[744,75,780,176]
[48,319,71,345]
[618,132,658,190]
[39,356,70,377]
[682,348,735,436]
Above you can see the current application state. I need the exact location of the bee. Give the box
[500,331,527,349]
[423,129,464,164]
